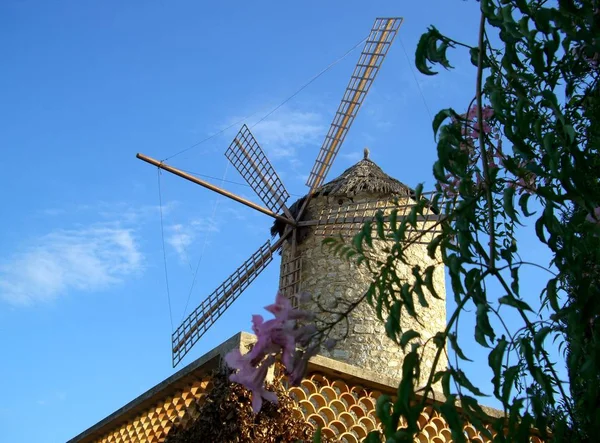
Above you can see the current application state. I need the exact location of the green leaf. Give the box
[489,337,508,399]
[397,349,419,413]
[545,278,560,312]
[460,396,493,438]
[363,222,373,248]
[375,394,393,434]
[541,89,559,108]
[441,370,452,396]
[518,192,535,217]
[535,7,553,34]
[415,26,456,76]
[510,267,519,295]
[427,234,443,259]
[432,108,454,138]
[352,231,364,254]
[407,206,418,227]
[312,426,322,443]
[453,368,488,397]
[563,124,576,144]
[448,333,473,362]
[321,237,337,247]
[432,331,445,349]
[389,209,398,232]
[534,326,552,350]
[415,27,439,75]
[499,295,533,312]
[535,216,547,244]
[433,160,446,182]
[542,132,554,153]
[440,396,466,443]
[503,186,519,222]
[469,47,480,67]
[475,304,496,348]
[531,44,545,75]
[364,431,382,443]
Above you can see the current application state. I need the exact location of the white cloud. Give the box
[251,110,326,159]
[167,224,194,260]
[0,225,143,306]
[166,218,220,262]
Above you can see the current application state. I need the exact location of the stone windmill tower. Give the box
[273,148,447,384]
[135,18,446,381]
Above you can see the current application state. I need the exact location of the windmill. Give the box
[137,17,444,368]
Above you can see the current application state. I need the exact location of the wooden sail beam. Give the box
[298,18,402,223]
[305,18,402,192]
[136,153,295,226]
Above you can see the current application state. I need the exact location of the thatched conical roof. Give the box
[271,149,414,237]
[311,150,413,198]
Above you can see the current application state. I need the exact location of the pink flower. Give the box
[224,291,317,413]
[287,345,319,386]
[464,105,494,140]
[469,121,492,138]
[467,105,478,120]
[586,207,600,224]
[509,174,537,195]
[475,172,484,188]
[467,105,494,120]
[265,291,314,321]
[225,351,278,413]
[439,174,461,197]
[482,106,494,120]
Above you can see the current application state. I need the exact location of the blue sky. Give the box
[0,1,559,442]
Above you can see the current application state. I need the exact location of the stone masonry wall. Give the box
[280,192,447,387]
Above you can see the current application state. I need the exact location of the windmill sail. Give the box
[226,125,292,217]
[306,18,402,191]
[172,238,283,366]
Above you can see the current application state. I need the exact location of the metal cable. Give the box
[162,34,368,161]
[157,169,175,331]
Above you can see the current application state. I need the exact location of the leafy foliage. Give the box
[165,366,321,443]
[321,0,599,441]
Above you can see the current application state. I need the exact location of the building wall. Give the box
[280,192,448,387]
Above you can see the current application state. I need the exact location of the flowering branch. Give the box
[224,292,318,413]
